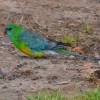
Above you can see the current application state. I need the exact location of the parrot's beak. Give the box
[4,29,7,34]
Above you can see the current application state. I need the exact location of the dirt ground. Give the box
[0,0,100,100]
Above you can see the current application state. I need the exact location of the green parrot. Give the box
[4,23,100,60]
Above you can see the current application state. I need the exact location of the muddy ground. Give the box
[0,0,100,100]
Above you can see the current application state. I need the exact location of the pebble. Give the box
[0,70,6,79]
[2,85,7,89]
[7,75,15,80]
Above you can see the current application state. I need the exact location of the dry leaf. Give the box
[71,46,85,54]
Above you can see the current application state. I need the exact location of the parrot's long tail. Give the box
[54,48,100,60]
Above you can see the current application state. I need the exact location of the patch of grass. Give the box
[61,34,81,46]
[25,90,66,100]
[25,87,100,100]
[74,87,100,100]
[82,21,92,33]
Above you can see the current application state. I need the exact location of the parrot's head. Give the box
[4,23,23,37]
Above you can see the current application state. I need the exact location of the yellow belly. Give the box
[19,42,44,57]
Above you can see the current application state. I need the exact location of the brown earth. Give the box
[0,0,100,100]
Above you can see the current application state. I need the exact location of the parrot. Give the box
[4,23,100,60]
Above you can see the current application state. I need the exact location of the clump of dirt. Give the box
[0,0,100,100]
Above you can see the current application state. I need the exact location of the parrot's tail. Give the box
[54,48,100,60]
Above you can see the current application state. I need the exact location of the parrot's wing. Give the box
[19,29,57,51]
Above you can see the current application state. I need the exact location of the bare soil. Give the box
[0,0,100,100]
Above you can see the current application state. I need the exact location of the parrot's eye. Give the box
[7,28,12,31]
[4,27,12,34]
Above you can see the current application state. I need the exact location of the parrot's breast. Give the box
[19,41,34,56]
[19,41,44,57]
